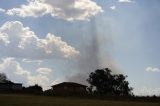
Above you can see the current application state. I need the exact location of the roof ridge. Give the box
[51,82,87,87]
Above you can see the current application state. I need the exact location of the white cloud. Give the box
[22,58,43,65]
[51,78,63,85]
[118,0,133,3]
[146,67,160,72]
[134,87,160,96]
[0,8,5,12]
[6,0,103,21]
[0,21,79,59]
[36,68,52,75]
[7,1,50,18]
[27,74,50,89]
[0,58,52,90]
[0,58,30,77]
[38,33,79,58]
[110,6,116,10]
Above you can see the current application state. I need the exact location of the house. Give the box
[0,82,22,91]
[51,82,88,96]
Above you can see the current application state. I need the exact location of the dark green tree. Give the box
[113,74,133,95]
[0,73,7,82]
[87,68,133,96]
[24,84,43,94]
[0,73,9,82]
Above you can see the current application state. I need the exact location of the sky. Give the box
[0,0,160,96]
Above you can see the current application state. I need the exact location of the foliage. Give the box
[23,84,43,94]
[0,73,11,83]
[0,73,7,82]
[87,68,133,96]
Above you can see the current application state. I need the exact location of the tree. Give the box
[0,73,9,82]
[112,74,133,95]
[23,84,43,94]
[87,68,133,96]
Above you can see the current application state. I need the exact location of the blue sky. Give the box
[0,0,160,96]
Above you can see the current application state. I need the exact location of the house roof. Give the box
[0,81,22,85]
[51,82,87,88]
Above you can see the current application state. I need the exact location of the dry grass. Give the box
[0,94,159,106]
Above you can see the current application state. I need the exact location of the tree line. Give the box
[0,68,133,96]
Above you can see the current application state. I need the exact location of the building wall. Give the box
[12,84,22,90]
[0,84,11,91]
[52,86,87,95]
[0,84,22,91]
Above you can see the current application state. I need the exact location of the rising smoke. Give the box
[68,19,122,85]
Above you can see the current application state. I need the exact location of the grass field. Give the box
[0,94,160,106]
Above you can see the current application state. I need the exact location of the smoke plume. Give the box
[68,19,122,84]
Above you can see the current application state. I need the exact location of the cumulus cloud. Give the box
[27,74,50,89]
[110,6,116,10]
[146,67,160,72]
[7,0,50,17]
[118,0,133,3]
[0,21,79,59]
[36,68,52,75]
[6,0,103,21]
[51,78,62,85]
[0,8,5,12]
[0,58,52,90]
[22,58,43,65]
[134,87,160,96]
[0,58,30,77]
